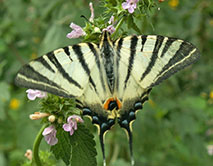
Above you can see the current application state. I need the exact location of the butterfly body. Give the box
[15,31,200,165]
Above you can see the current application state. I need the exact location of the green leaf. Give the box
[51,128,72,166]
[70,124,97,166]
[127,15,141,34]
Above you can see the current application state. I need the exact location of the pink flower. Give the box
[63,115,84,136]
[104,25,116,34]
[66,23,86,39]
[89,2,94,22]
[103,16,116,34]
[122,0,139,13]
[26,89,47,100]
[42,125,58,146]
[108,16,115,24]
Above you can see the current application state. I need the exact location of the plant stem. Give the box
[32,124,48,166]
[111,16,125,39]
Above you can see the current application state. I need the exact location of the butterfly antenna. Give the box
[99,131,106,166]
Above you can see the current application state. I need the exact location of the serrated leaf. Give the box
[51,128,72,166]
[70,124,97,166]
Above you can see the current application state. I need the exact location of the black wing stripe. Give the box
[117,38,124,58]
[46,51,82,89]
[140,35,165,82]
[72,44,97,92]
[116,38,123,91]
[34,56,55,73]
[141,35,147,52]
[160,37,176,57]
[124,36,138,89]
[87,43,106,92]
[63,46,70,56]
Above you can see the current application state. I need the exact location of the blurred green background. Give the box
[1,0,213,166]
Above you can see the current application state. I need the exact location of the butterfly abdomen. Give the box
[100,31,116,92]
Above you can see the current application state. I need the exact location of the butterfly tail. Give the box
[118,117,135,166]
[127,128,135,166]
[126,125,135,166]
[99,131,106,166]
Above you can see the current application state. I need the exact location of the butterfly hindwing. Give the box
[113,35,200,164]
[114,34,200,126]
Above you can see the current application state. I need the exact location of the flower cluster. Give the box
[122,0,139,13]
[41,115,83,146]
[63,115,84,136]
[103,16,116,34]
[65,0,140,39]
[66,23,86,39]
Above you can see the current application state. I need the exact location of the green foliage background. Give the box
[0,0,213,166]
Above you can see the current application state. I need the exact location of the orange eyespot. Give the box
[103,97,114,110]
[103,97,122,110]
[115,98,122,109]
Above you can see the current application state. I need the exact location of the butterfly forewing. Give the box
[15,43,108,99]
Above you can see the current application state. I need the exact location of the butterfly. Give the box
[15,31,200,166]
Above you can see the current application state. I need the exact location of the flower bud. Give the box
[57,117,63,124]
[48,115,56,123]
[24,149,32,160]
[29,112,50,120]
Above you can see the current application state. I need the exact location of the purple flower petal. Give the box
[27,93,37,100]
[69,128,74,136]
[89,2,94,22]
[47,136,58,146]
[37,91,47,98]
[42,125,54,135]
[63,115,84,135]
[122,0,138,13]
[108,16,114,24]
[42,125,58,146]
[63,123,72,132]
[128,7,135,13]
[122,2,129,9]
[66,23,86,39]
[67,115,84,123]
[26,89,46,100]
[73,122,77,130]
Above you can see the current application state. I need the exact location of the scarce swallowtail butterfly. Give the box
[15,31,200,166]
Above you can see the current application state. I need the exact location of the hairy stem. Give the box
[32,124,48,166]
